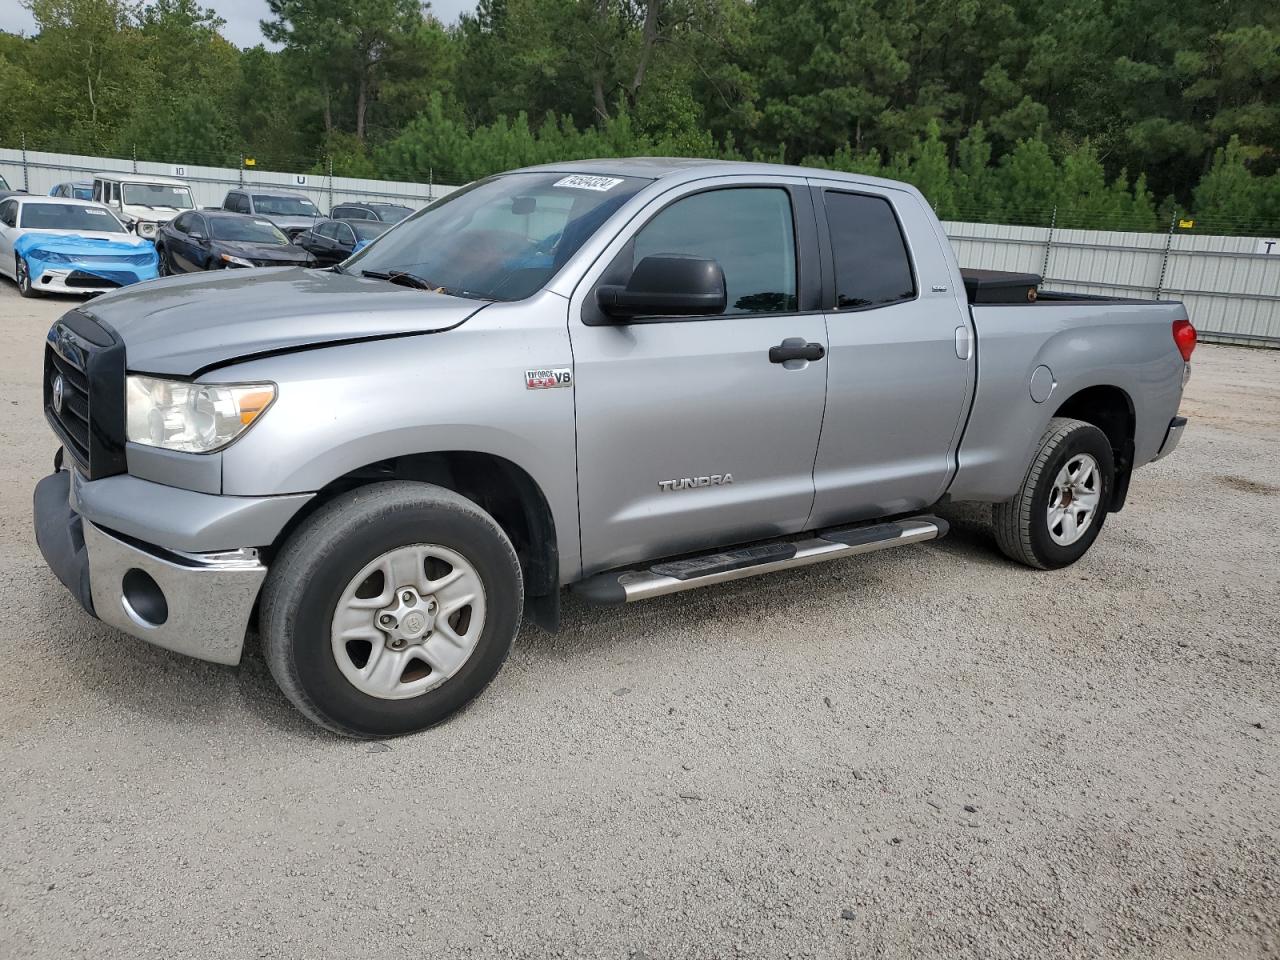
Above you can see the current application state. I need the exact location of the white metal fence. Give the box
[3,147,1277,345]
[0,147,458,214]
[944,221,1280,346]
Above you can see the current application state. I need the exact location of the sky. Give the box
[0,0,477,48]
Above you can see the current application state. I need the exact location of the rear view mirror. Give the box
[596,255,727,319]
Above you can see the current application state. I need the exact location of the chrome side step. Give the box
[572,516,948,605]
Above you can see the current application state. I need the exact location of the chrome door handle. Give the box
[955,325,972,360]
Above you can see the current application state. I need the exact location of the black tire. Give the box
[156,244,171,276]
[260,481,523,737]
[992,416,1115,570]
[15,256,39,298]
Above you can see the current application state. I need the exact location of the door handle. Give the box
[769,339,826,363]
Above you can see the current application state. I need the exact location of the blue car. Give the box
[0,196,159,297]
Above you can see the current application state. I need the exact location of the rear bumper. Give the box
[1154,416,1188,460]
[33,469,266,665]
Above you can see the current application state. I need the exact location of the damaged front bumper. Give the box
[33,467,268,665]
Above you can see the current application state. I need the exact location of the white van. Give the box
[92,172,196,241]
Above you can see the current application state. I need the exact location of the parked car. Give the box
[33,159,1196,738]
[92,172,195,241]
[293,218,390,265]
[0,195,158,297]
[156,210,316,273]
[50,181,94,201]
[330,201,415,223]
[221,189,322,238]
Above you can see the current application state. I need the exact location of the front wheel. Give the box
[15,256,39,298]
[992,417,1114,570]
[260,481,523,737]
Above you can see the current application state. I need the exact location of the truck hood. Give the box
[82,267,489,377]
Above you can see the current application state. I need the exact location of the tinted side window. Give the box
[171,212,189,233]
[0,201,15,227]
[825,192,916,310]
[316,222,338,240]
[631,188,797,315]
[336,224,355,245]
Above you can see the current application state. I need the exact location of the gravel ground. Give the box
[1,281,1277,960]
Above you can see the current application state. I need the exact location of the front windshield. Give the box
[345,172,647,300]
[20,203,126,232]
[210,217,288,244]
[350,221,390,241]
[122,183,194,209]
[253,194,319,217]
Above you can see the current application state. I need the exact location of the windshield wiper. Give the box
[361,269,439,290]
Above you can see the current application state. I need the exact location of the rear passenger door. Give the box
[807,182,973,525]
[570,178,829,574]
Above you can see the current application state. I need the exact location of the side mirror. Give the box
[596,255,726,319]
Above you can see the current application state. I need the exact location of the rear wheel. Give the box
[156,244,172,276]
[993,417,1114,570]
[260,481,523,738]
[15,256,39,298]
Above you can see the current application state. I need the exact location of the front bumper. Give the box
[33,469,266,665]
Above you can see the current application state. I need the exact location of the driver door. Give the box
[0,199,17,276]
[570,179,829,575]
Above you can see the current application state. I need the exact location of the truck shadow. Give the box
[32,503,1006,741]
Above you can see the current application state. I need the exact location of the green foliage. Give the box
[2,0,1278,235]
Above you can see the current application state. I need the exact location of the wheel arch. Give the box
[269,450,562,631]
[1052,383,1136,511]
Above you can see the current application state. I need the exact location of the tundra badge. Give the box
[659,474,733,492]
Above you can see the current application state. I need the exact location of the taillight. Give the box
[1172,319,1197,362]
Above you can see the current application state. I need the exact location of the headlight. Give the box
[126,376,276,453]
[220,253,255,268]
[137,221,156,236]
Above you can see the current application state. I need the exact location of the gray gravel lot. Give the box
[1,281,1277,959]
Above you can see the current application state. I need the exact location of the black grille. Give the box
[44,312,127,479]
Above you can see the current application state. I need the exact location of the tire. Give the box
[156,244,171,276]
[260,481,523,738]
[15,256,39,298]
[992,417,1115,570]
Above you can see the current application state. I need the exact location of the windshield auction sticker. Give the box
[552,175,624,192]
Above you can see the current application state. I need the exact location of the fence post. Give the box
[239,154,244,187]
[21,131,29,192]
[132,143,137,174]
[1155,207,1178,301]
[1041,204,1057,281]
[328,155,334,212]
[429,167,434,203]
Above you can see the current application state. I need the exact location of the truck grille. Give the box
[44,312,127,479]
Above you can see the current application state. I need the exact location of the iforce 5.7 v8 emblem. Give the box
[526,367,573,389]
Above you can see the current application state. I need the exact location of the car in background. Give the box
[221,189,322,239]
[329,201,415,223]
[292,218,390,265]
[50,181,94,201]
[156,210,317,274]
[0,195,158,297]
[92,172,195,241]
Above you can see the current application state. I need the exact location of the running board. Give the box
[572,516,948,605]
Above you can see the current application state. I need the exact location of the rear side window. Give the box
[825,192,915,310]
[631,187,798,315]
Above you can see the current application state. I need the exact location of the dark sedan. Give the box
[156,210,316,274]
[293,218,390,266]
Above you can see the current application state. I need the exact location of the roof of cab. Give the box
[509,156,922,196]
[93,171,189,185]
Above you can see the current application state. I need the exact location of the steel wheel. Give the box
[1046,453,1101,546]
[330,543,487,700]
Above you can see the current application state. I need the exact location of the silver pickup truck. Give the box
[33,159,1196,737]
